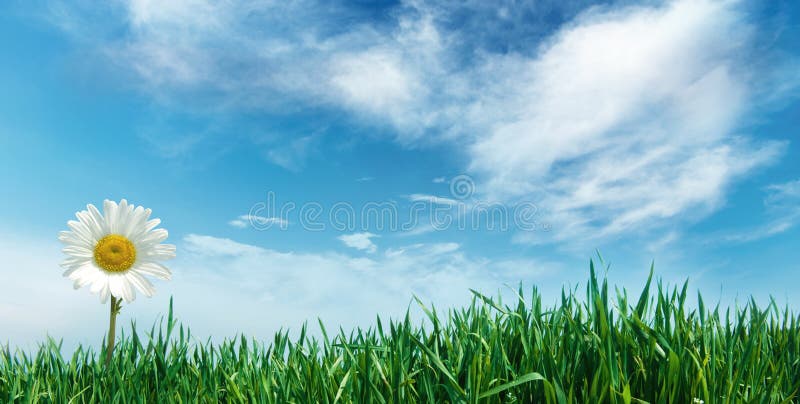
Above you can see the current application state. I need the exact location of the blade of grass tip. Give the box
[588,259,599,315]
[478,372,548,399]
[318,318,330,347]
[165,296,175,343]
[502,282,525,307]
[469,289,521,319]
[595,249,605,269]
[698,291,705,326]
[679,279,689,315]
[412,295,438,326]
[635,262,654,318]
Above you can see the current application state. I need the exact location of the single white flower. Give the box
[59,199,175,303]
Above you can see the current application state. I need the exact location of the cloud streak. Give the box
[722,179,800,243]
[228,215,289,230]
[338,232,379,253]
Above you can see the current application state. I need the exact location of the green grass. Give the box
[2,261,799,403]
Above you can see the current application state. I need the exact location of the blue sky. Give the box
[1,0,799,350]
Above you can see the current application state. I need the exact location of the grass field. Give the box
[2,261,799,403]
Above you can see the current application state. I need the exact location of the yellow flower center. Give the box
[94,234,136,272]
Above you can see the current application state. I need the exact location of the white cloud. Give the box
[172,234,559,343]
[338,232,379,253]
[176,234,568,347]
[0,233,562,351]
[468,1,785,245]
[331,51,416,115]
[227,219,248,229]
[46,0,794,245]
[228,215,288,230]
[408,193,460,206]
[184,234,264,256]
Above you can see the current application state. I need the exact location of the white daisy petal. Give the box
[130,216,155,239]
[67,220,94,245]
[99,284,110,303]
[57,230,73,242]
[62,245,93,258]
[62,260,91,276]
[90,272,109,293]
[90,267,106,284]
[134,262,172,280]
[109,273,135,303]
[77,266,103,289]
[75,211,101,244]
[136,228,169,247]
[104,200,119,234]
[108,274,125,300]
[87,203,108,236]
[122,277,135,302]
[58,231,91,248]
[76,210,99,234]
[124,206,147,239]
[117,199,134,238]
[142,244,177,260]
[63,267,78,277]
[60,255,90,268]
[77,207,103,241]
[144,217,160,232]
[61,261,90,272]
[67,264,93,281]
[127,270,156,297]
[75,276,92,289]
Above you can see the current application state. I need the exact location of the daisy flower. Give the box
[59,199,175,303]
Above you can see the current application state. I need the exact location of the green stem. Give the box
[105,295,119,368]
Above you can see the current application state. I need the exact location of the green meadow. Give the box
[2,262,798,403]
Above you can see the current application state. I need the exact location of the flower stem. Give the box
[105,295,120,368]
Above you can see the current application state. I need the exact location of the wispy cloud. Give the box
[765,180,800,208]
[400,220,439,237]
[338,232,379,253]
[407,194,460,206]
[263,135,318,172]
[723,179,800,243]
[228,215,288,230]
[723,221,794,244]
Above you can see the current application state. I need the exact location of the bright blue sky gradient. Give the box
[1,0,799,350]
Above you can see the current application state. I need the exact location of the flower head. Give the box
[59,199,175,303]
